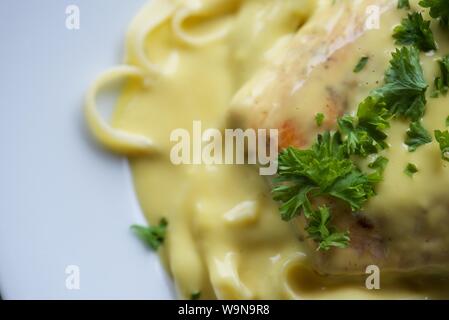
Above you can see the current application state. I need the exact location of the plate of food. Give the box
[1,0,449,300]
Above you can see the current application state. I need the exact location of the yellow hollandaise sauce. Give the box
[86,0,449,299]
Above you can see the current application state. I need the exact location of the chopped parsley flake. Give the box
[131,218,168,250]
[354,56,369,73]
[435,130,449,162]
[405,163,419,177]
[190,291,201,300]
[368,156,389,182]
[432,55,449,97]
[405,121,432,152]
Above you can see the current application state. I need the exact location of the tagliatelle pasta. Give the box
[85,65,155,155]
[86,0,239,155]
[125,0,177,73]
[171,0,237,46]
[85,0,449,299]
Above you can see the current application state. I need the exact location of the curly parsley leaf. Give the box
[435,130,449,161]
[328,170,376,210]
[357,96,391,147]
[273,132,376,250]
[404,163,419,177]
[131,218,168,250]
[276,132,351,191]
[373,46,428,121]
[305,206,350,251]
[420,0,449,28]
[369,156,389,172]
[338,96,390,157]
[398,0,410,9]
[368,156,389,182]
[405,121,432,151]
[354,56,369,73]
[338,115,375,156]
[432,55,449,97]
[393,13,437,52]
[273,182,315,221]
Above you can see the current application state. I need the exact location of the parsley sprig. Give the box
[433,55,449,97]
[131,218,168,250]
[273,132,377,249]
[338,96,390,157]
[435,130,449,161]
[420,0,449,29]
[393,12,437,52]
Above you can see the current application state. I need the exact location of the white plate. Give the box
[0,0,174,299]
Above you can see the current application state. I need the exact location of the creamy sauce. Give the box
[87,0,449,299]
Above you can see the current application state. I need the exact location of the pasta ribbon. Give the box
[172,0,238,46]
[209,252,254,299]
[125,0,178,73]
[85,65,155,155]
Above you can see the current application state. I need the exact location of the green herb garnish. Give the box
[305,206,350,251]
[420,0,449,28]
[372,46,428,121]
[354,56,369,73]
[131,218,168,250]
[405,121,432,151]
[398,0,410,9]
[393,12,436,52]
[404,163,419,177]
[435,130,449,161]
[273,46,431,251]
[432,55,449,97]
[315,113,325,127]
[368,156,389,182]
[338,97,390,157]
[190,291,201,300]
[273,132,376,250]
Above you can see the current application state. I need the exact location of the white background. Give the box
[0,0,174,299]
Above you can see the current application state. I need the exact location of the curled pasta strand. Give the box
[172,1,233,46]
[280,252,308,299]
[125,0,177,74]
[209,252,253,299]
[85,65,155,155]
